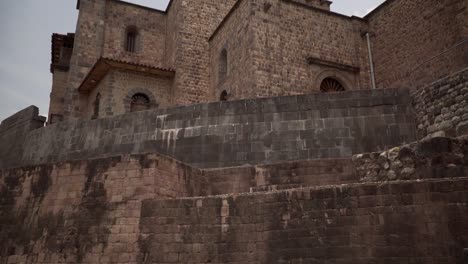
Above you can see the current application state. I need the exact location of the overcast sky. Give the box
[0,0,384,121]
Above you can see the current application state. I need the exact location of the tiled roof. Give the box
[78,57,176,93]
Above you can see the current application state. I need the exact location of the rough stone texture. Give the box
[50,0,466,121]
[48,70,69,124]
[353,136,468,182]
[63,0,107,118]
[170,0,238,105]
[0,106,46,170]
[367,0,467,90]
[209,0,370,101]
[251,0,369,95]
[202,158,357,195]
[86,69,174,118]
[1,139,467,263]
[209,0,254,101]
[412,68,468,139]
[4,89,415,170]
[0,153,200,263]
[102,1,167,68]
[288,0,331,11]
[139,177,468,263]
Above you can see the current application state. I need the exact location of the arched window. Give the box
[320,78,345,92]
[218,49,228,82]
[92,93,101,119]
[220,90,228,101]
[125,26,138,53]
[130,93,150,112]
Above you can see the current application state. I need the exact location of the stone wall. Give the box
[171,0,237,105]
[287,0,331,11]
[249,0,370,97]
[209,0,254,101]
[0,153,200,263]
[12,89,415,169]
[412,67,468,139]
[102,0,168,68]
[367,0,467,90]
[86,69,174,118]
[64,0,107,118]
[209,0,371,100]
[0,106,45,170]
[140,177,468,263]
[47,69,69,124]
[353,136,468,183]
[202,158,357,195]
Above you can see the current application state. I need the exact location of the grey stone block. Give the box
[456,121,468,136]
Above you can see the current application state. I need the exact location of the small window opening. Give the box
[320,78,345,92]
[126,27,138,53]
[218,49,228,82]
[92,93,101,119]
[220,90,228,101]
[130,93,150,112]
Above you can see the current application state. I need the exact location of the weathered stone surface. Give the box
[2,148,467,263]
[0,89,416,169]
[139,178,468,263]
[353,136,468,182]
[0,153,201,263]
[457,121,468,136]
[412,68,468,139]
[0,106,45,169]
[368,0,467,90]
[202,158,358,195]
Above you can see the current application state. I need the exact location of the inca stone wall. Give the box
[202,158,358,196]
[412,67,468,139]
[1,134,467,263]
[0,153,201,263]
[367,0,468,90]
[0,106,45,170]
[353,136,468,182]
[140,177,468,263]
[6,89,415,170]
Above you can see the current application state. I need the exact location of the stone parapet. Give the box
[0,106,46,169]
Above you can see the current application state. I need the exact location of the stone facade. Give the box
[48,33,74,124]
[367,0,467,89]
[48,0,466,121]
[86,69,173,118]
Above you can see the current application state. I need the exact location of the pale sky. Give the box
[0,0,385,121]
